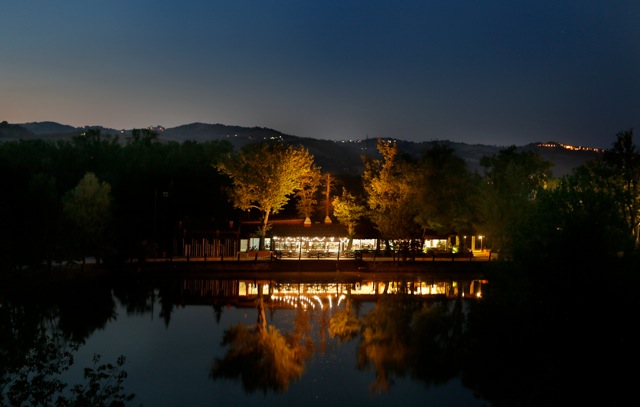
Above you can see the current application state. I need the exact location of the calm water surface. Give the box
[58,274,489,407]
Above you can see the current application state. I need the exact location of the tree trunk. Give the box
[259,210,271,250]
[256,283,267,334]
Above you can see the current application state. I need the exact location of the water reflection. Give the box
[0,279,133,406]
[209,282,311,393]
[180,278,485,303]
[180,277,486,397]
[1,275,487,406]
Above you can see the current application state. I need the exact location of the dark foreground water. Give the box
[1,271,491,406]
[68,294,482,407]
[5,258,638,406]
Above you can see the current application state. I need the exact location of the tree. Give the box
[295,164,322,224]
[479,146,552,257]
[414,143,480,240]
[216,143,317,250]
[24,173,60,271]
[509,158,631,264]
[362,139,421,252]
[62,172,112,265]
[320,173,339,223]
[332,188,366,250]
[602,129,640,250]
[0,323,134,407]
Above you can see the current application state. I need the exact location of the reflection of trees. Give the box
[286,304,313,362]
[0,300,134,406]
[56,281,117,343]
[328,288,361,343]
[112,279,156,316]
[350,282,467,394]
[210,283,310,393]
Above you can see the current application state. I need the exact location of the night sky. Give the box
[1,0,638,149]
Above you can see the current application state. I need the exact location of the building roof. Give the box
[269,222,347,239]
[239,218,380,239]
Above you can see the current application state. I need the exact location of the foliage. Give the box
[511,160,633,264]
[0,329,134,407]
[295,165,322,220]
[62,172,112,263]
[332,188,366,249]
[414,143,480,237]
[319,173,340,222]
[478,146,552,257]
[215,143,318,249]
[0,132,233,271]
[602,129,640,250]
[362,139,422,242]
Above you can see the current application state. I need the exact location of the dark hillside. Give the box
[5,120,597,178]
[0,121,36,141]
[20,121,77,135]
[522,143,601,178]
[160,122,291,148]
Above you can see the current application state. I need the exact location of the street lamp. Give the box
[479,235,484,252]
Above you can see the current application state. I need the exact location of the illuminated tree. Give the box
[320,173,339,223]
[216,143,317,250]
[295,164,322,224]
[332,188,366,250]
[362,139,421,251]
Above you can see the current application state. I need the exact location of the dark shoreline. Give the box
[128,258,489,282]
[1,259,489,292]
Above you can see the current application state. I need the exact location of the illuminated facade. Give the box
[240,219,383,257]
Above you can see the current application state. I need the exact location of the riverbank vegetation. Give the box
[2,128,639,274]
[2,127,639,404]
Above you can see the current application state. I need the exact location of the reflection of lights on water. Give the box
[271,295,322,309]
[271,294,346,310]
[268,281,486,308]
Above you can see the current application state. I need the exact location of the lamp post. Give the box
[479,235,484,252]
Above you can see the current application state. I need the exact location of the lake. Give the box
[1,269,491,406]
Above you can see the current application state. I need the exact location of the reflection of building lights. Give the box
[242,281,486,308]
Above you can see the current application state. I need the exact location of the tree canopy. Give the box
[215,143,318,249]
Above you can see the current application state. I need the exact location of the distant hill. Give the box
[2,120,600,178]
[19,121,78,135]
[0,120,37,141]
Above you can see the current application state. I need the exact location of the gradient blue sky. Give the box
[1,0,638,149]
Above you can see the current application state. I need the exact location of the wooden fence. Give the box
[175,238,240,259]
